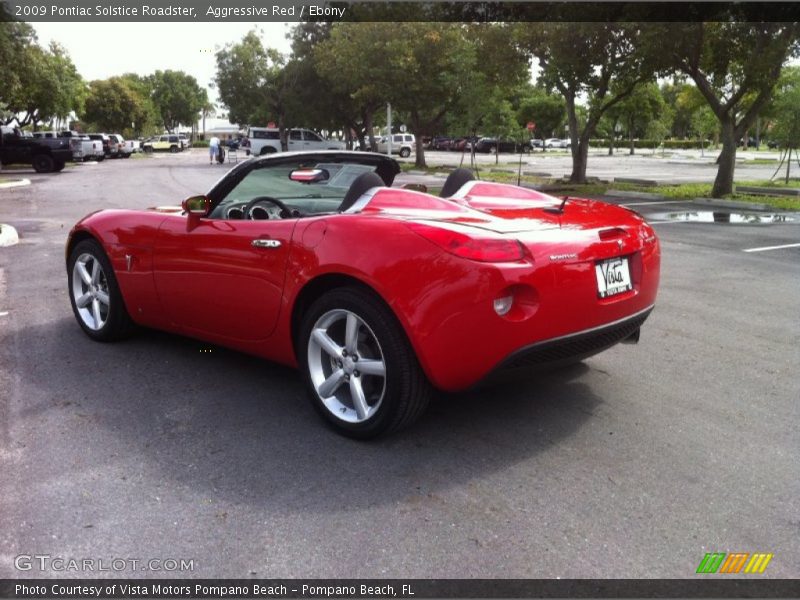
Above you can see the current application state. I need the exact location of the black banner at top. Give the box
[2,0,800,23]
[2,579,800,599]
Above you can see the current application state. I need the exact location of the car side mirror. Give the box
[182,195,210,217]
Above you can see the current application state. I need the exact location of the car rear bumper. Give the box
[488,304,653,375]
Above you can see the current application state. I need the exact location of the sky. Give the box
[32,22,295,109]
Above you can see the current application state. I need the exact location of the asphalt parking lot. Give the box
[1,151,798,579]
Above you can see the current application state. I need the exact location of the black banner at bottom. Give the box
[2,579,799,599]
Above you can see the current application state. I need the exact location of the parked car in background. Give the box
[178,134,191,150]
[767,140,781,149]
[545,138,572,149]
[242,127,345,156]
[33,131,101,162]
[373,133,415,158]
[530,138,544,150]
[142,134,182,153]
[1,125,72,172]
[123,139,141,155]
[108,134,129,158]
[473,137,527,154]
[88,134,118,158]
[431,136,453,151]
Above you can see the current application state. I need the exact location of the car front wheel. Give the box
[32,154,54,173]
[68,239,135,342]
[299,287,432,438]
[399,147,411,158]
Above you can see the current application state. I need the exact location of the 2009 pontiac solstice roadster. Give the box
[66,151,660,438]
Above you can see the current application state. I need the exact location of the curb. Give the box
[0,178,31,189]
[605,189,667,200]
[691,198,774,211]
[0,224,20,247]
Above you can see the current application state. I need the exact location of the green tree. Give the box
[148,70,205,133]
[661,20,800,196]
[607,82,665,154]
[769,67,800,182]
[517,22,663,182]
[82,77,154,137]
[215,31,290,146]
[515,85,566,144]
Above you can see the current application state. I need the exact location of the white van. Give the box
[374,133,415,157]
[242,127,345,156]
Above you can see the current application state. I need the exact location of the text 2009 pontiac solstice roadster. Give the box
[66,151,660,438]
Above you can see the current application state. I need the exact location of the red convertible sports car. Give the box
[66,151,660,438]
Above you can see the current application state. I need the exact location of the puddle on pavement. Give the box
[651,211,795,224]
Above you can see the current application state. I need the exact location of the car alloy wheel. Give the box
[399,148,411,158]
[68,239,135,341]
[307,308,387,424]
[299,287,431,438]
[71,252,110,331]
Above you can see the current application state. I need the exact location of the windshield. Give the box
[209,158,379,219]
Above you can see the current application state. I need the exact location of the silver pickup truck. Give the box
[33,131,105,162]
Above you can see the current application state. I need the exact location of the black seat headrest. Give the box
[440,168,475,198]
[338,171,385,212]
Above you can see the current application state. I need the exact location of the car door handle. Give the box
[251,239,281,249]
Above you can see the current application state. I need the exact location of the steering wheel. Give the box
[243,196,292,220]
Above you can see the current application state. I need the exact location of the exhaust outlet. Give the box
[621,328,640,344]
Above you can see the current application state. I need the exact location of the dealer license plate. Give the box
[595,257,632,298]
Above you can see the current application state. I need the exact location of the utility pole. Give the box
[387,103,392,156]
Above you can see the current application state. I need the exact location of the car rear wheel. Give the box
[54,160,66,172]
[299,287,431,438]
[68,239,135,342]
[32,154,54,173]
[170,145,178,153]
[143,146,153,153]
[399,147,411,158]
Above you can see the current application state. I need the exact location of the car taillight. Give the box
[406,222,524,262]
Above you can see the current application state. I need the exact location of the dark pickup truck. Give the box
[0,125,73,173]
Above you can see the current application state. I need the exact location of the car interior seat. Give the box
[338,171,386,212]
[440,168,475,198]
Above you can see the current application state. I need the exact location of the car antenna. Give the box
[544,195,569,214]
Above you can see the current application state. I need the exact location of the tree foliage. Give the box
[147,70,206,133]
[659,20,800,195]
[82,77,156,137]
[517,22,664,182]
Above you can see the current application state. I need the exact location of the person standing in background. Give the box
[209,136,220,164]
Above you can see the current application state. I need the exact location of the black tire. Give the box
[169,145,178,153]
[399,147,411,158]
[143,146,153,153]
[67,239,135,342]
[32,154,54,173]
[122,153,131,159]
[298,287,432,439]
[54,160,66,172]
[96,155,105,162]
[260,147,277,155]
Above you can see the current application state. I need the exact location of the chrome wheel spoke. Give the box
[345,312,359,353]
[95,291,110,307]
[76,292,92,309]
[77,262,92,286]
[357,358,385,377]
[307,308,387,424]
[91,298,103,328]
[350,377,369,420]
[91,260,101,285]
[312,328,343,359]
[318,368,346,398]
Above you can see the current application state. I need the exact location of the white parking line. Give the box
[742,243,800,253]
[621,200,689,206]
